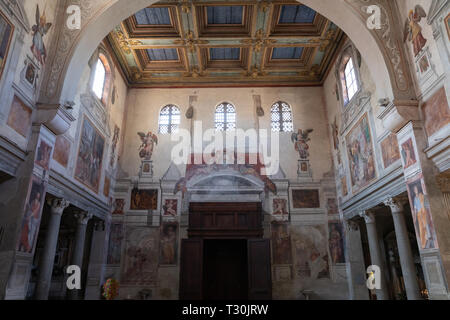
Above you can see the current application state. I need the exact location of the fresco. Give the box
[406,175,438,250]
[7,96,32,137]
[130,188,158,210]
[17,176,46,253]
[103,175,110,197]
[291,129,314,159]
[112,199,125,215]
[292,225,329,279]
[121,227,159,285]
[403,5,427,57]
[174,153,277,195]
[341,177,348,196]
[74,117,105,193]
[328,222,345,264]
[401,138,417,169]
[422,87,450,137]
[380,133,400,169]
[326,198,338,215]
[162,199,178,217]
[0,10,13,82]
[107,223,124,265]
[110,126,120,168]
[25,62,36,85]
[53,135,71,168]
[345,113,376,192]
[271,222,292,265]
[272,198,288,216]
[292,189,320,208]
[31,5,52,65]
[159,222,178,265]
[35,140,52,171]
[138,131,158,160]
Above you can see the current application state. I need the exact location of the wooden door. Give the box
[179,239,203,300]
[247,239,272,300]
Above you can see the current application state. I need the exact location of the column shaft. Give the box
[35,199,69,300]
[385,198,421,300]
[361,211,390,300]
[69,212,92,300]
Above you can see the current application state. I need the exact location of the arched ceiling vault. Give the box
[38,0,415,107]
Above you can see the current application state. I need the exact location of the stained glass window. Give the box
[215,102,236,131]
[159,105,181,134]
[271,101,293,132]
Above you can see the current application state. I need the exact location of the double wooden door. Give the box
[179,238,272,300]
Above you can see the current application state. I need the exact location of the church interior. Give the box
[0,0,449,301]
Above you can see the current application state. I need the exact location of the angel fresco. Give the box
[31,5,52,65]
[137,131,158,160]
[291,129,314,160]
[404,5,427,57]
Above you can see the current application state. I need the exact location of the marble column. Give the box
[35,198,70,300]
[69,211,92,300]
[359,210,390,300]
[344,219,369,300]
[384,197,421,300]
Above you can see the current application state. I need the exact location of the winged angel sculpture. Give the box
[404,5,427,57]
[291,129,314,160]
[137,132,158,161]
[31,5,52,65]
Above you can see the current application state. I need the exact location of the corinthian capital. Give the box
[74,211,93,225]
[47,198,70,216]
[383,197,405,214]
[359,210,376,224]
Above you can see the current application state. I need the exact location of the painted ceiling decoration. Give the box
[107,0,346,87]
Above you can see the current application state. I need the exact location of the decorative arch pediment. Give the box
[188,173,265,191]
[0,0,30,31]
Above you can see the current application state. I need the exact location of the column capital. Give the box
[345,219,359,231]
[94,220,105,232]
[47,198,70,216]
[74,211,93,225]
[384,197,406,214]
[359,210,376,224]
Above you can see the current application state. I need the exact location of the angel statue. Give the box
[137,131,158,161]
[291,129,314,160]
[31,5,52,65]
[404,5,427,57]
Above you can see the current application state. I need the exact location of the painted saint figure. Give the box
[18,186,43,253]
[31,5,52,65]
[138,131,158,160]
[291,129,314,160]
[160,224,177,265]
[404,5,427,57]
[329,224,344,264]
[412,185,433,249]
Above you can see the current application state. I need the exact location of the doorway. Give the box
[203,240,248,300]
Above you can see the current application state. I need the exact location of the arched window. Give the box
[91,53,112,105]
[92,59,106,99]
[271,101,293,132]
[215,102,236,132]
[159,105,181,134]
[343,58,358,104]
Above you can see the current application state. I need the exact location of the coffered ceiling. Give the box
[106,0,346,88]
